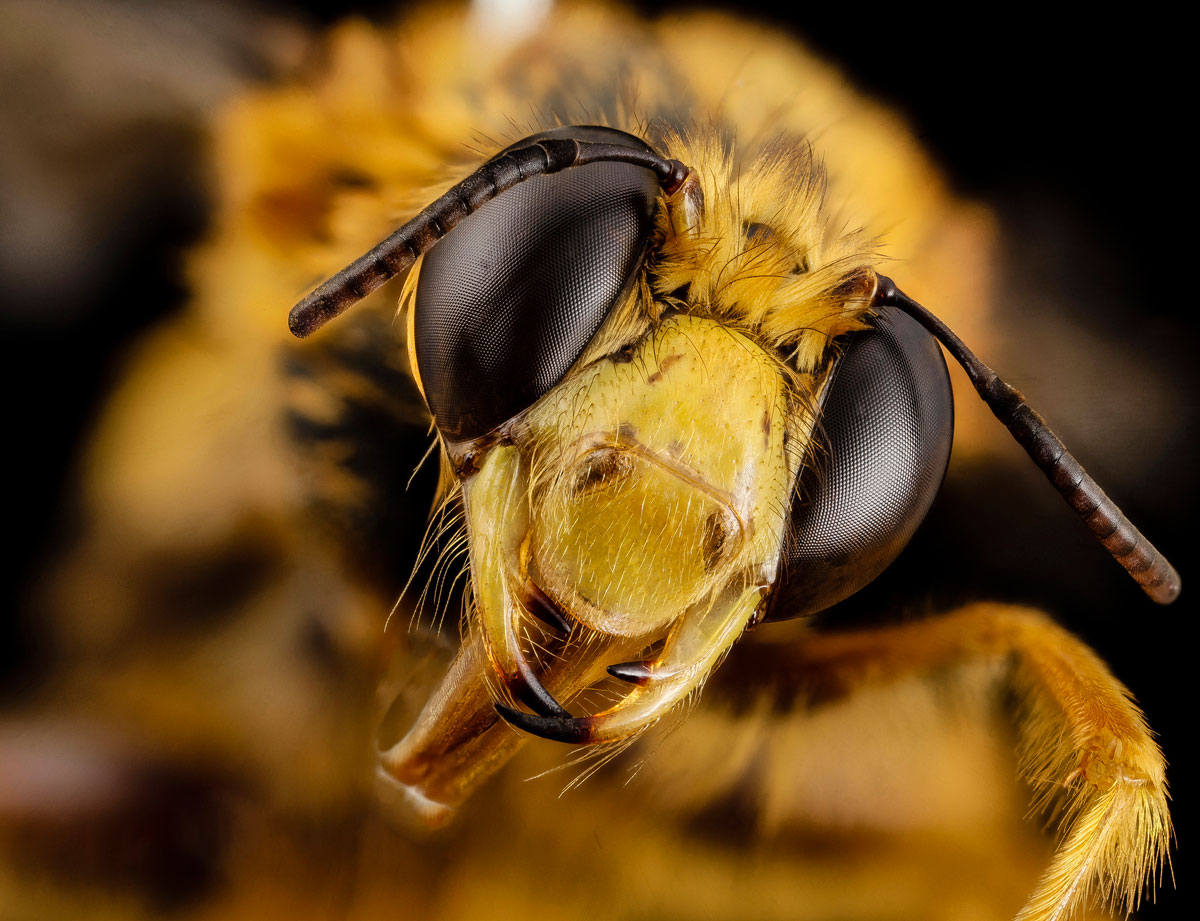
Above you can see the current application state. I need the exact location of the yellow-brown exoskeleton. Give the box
[289,48,1179,921]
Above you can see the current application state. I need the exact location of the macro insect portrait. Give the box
[3,2,1192,921]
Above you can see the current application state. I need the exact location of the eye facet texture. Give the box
[414,126,660,442]
[769,304,954,620]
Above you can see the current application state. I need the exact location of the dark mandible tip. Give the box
[494,704,595,744]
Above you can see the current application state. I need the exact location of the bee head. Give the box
[289,125,1177,814]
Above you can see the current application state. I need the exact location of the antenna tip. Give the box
[288,298,327,339]
[1147,567,1182,605]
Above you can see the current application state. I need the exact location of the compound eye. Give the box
[414,126,660,442]
[768,304,954,620]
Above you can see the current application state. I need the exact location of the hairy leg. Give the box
[783,603,1171,921]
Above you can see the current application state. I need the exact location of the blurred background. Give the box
[2,1,1193,918]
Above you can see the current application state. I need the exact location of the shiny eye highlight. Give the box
[413,126,661,441]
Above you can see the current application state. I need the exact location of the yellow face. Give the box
[465,315,807,735]
[502,316,800,628]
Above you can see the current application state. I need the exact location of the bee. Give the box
[285,12,1179,921]
[8,4,1184,921]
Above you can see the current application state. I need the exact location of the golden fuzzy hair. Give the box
[650,128,877,369]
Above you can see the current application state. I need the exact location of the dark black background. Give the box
[3,3,1192,917]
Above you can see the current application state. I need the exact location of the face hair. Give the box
[876,275,1181,605]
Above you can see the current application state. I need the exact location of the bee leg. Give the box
[780,603,1170,921]
[497,581,766,744]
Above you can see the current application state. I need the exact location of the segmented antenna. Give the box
[875,274,1181,604]
[287,139,688,338]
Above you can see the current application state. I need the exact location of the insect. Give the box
[287,43,1180,921]
[9,5,1185,921]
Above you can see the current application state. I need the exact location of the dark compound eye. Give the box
[768,303,954,620]
[414,126,661,442]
